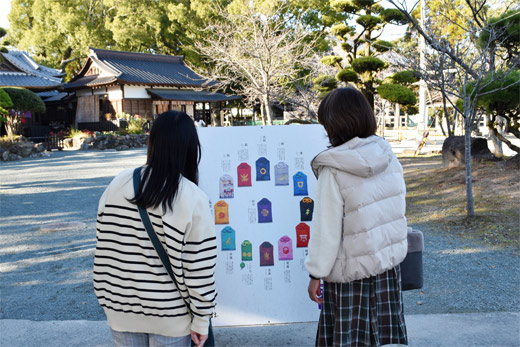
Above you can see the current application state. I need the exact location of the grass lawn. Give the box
[399,154,519,251]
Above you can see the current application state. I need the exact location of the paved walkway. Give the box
[1,142,518,347]
[1,312,519,346]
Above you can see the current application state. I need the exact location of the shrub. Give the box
[380,8,409,25]
[373,40,393,53]
[0,88,13,115]
[331,0,358,13]
[474,70,520,115]
[3,87,45,113]
[389,70,419,85]
[351,0,375,7]
[403,105,419,115]
[2,88,45,137]
[478,10,520,51]
[331,24,353,39]
[351,56,386,74]
[336,68,359,83]
[377,83,417,105]
[115,112,131,120]
[64,127,93,139]
[356,15,382,31]
[313,75,338,92]
[320,55,343,68]
[125,115,147,135]
[340,42,353,52]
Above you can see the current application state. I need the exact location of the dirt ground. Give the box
[399,154,520,251]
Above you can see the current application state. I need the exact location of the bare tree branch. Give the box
[388,0,479,78]
[191,2,321,125]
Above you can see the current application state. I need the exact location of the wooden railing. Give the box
[44,135,64,151]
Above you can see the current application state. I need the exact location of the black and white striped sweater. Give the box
[94,168,217,337]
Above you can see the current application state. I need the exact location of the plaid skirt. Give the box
[316,265,408,347]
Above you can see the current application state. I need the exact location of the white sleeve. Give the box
[181,193,217,335]
[304,167,344,279]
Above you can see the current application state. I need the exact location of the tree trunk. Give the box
[441,92,453,137]
[263,94,273,125]
[5,122,14,138]
[464,111,475,218]
[219,109,225,127]
[5,115,19,138]
[383,105,389,135]
[486,114,503,156]
[364,89,375,113]
[451,110,458,136]
[260,102,266,125]
[439,115,447,136]
[492,124,520,154]
[59,47,75,72]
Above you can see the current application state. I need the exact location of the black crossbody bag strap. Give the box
[132,167,191,313]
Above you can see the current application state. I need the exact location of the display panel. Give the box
[197,124,329,326]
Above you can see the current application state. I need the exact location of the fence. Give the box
[25,125,52,142]
[78,121,120,133]
[44,135,64,151]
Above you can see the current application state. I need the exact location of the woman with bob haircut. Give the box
[94,111,216,347]
[305,87,408,346]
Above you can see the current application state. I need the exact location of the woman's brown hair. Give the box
[317,87,377,147]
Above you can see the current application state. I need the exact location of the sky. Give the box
[0,1,11,29]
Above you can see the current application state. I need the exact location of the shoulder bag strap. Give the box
[132,167,191,314]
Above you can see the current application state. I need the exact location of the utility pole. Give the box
[419,0,427,133]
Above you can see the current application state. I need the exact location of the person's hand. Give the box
[191,330,208,347]
[308,278,322,304]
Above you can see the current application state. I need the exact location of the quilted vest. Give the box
[311,136,408,283]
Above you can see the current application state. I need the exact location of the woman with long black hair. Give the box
[94,111,216,347]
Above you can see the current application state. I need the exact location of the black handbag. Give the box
[400,228,424,291]
[133,168,215,346]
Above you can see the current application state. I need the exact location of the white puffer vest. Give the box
[311,135,408,283]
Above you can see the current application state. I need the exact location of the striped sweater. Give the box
[93,168,217,337]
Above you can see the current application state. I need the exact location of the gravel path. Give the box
[0,149,518,320]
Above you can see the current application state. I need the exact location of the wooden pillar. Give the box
[219,103,225,126]
[394,103,400,130]
[205,103,213,126]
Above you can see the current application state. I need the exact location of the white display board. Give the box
[197,125,330,326]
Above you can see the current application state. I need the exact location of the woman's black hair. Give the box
[129,110,201,212]
[317,87,377,147]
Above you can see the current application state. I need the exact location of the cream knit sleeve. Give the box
[305,166,344,279]
[181,189,217,335]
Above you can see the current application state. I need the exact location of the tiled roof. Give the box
[44,93,69,102]
[64,48,214,89]
[1,51,64,80]
[0,72,63,88]
[147,89,241,102]
[64,75,117,89]
[36,90,69,102]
